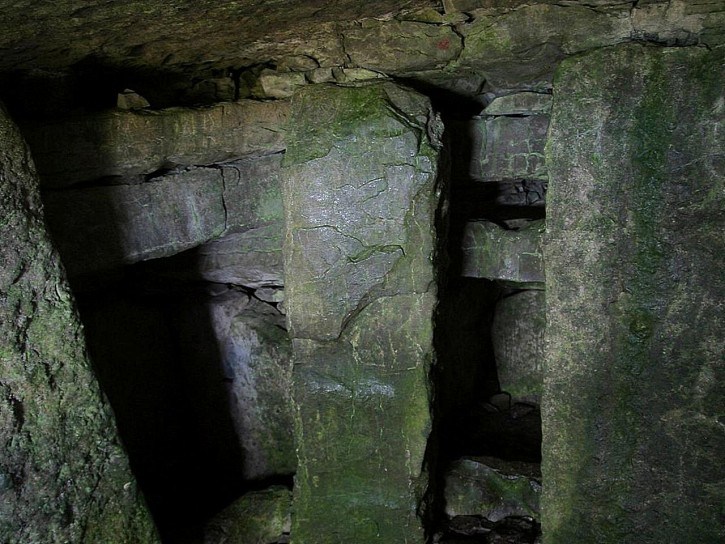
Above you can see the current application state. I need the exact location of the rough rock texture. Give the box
[444,457,541,522]
[345,19,463,74]
[0,103,158,542]
[200,294,295,481]
[469,114,549,182]
[452,3,633,87]
[543,44,725,543]
[461,220,544,288]
[140,225,284,290]
[43,154,284,276]
[491,290,545,405]
[204,486,292,544]
[283,82,442,542]
[78,285,291,541]
[1,0,723,113]
[484,92,552,116]
[0,1,438,73]
[22,100,288,187]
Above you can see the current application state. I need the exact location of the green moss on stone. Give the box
[544,43,725,543]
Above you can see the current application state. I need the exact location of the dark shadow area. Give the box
[76,272,253,543]
[424,85,545,543]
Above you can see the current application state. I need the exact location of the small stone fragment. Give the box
[444,457,541,522]
[252,69,307,99]
[305,67,335,84]
[276,55,319,72]
[116,88,151,110]
[333,67,386,83]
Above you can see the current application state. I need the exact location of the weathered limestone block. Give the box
[43,169,225,276]
[344,19,463,74]
[22,100,289,187]
[204,295,295,480]
[43,154,284,276]
[543,44,724,543]
[252,69,307,99]
[445,458,541,522]
[470,114,549,182]
[461,220,544,288]
[204,486,292,544]
[632,0,725,46]
[484,92,552,116]
[0,103,158,542]
[454,4,632,86]
[492,290,545,405]
[142,224,284,290]
[283,82,442,542]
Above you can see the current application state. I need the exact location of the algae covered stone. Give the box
[0,102,158,542]
[283,82,443,543]
[461,220,544,288]
[543,44,724,543]
[204,486,292,544]
[444,457,541,522]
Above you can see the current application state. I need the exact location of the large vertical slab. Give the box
[282,82,443,542]
[0,103,158,542]
[543,44,724,542]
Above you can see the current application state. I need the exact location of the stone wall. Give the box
[543,44,724,543]
[282,82,443,543]
[0,102,158,543]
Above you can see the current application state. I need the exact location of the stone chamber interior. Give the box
[0,2,722,544]
[6,59,549,544]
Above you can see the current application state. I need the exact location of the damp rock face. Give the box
[0,103,158,542]
[469,113,549,182]
[492,290,545,405]
[141,224,284,291]
[181,293,296,481]
[444,457,541,522]
[461,220,544,288]
[22,100,289,187]
[282,82,443,542]
[204,486,292,544]
[543,44,725,543]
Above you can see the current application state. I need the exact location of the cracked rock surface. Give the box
[282,81,444,543]
[0,101,158,543]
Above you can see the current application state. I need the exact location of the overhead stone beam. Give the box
[42,154,284,277]
[22,100,289,188]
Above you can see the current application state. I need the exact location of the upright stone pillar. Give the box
[0,103,158,542]
[282,82,443,542]
[543,44,724,542]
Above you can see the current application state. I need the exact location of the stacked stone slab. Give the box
[543,44,724,543]
[22,100,289,188]
[43,154,285,277]
[0,103,158,542]
[282,82,443,542]
[461,219,545,288]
